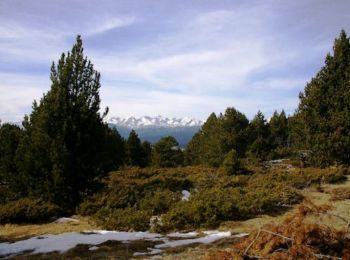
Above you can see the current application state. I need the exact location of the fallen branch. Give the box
[243,228,261,256]
[260,229,294,241]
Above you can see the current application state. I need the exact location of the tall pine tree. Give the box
[298,30,350,166]
[16,36,123,209]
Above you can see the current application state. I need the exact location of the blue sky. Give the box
[1,0,350,122]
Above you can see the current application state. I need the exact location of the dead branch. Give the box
[244,228,261,256]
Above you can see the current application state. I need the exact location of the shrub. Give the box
[222,149,243,175]
[79,166,346,232]
[0,198,61,224]
[161,188,244,231]
[138,189,181,215]
[161,184,302,231]
[94,207,151,231]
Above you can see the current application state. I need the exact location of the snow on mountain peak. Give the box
[107,116,203,128]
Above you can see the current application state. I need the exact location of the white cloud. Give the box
[88,16,136,35]
[0,73,49,122]
[1,1,346,122]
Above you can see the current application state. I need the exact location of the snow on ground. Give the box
[0,231,162,257]
[181,190,191,201]
[53,217,79,224]
[156,231,232,249]
[0,230,247,258]
[167,231,198,238]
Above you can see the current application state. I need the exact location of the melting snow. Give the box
[181,190,190,201]
[0,230,247,258]
[0,231,162,257]
[53,217,79,224]
[167,231,198,238]
[155,231,232,249]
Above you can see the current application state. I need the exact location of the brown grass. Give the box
[0,216,99,242]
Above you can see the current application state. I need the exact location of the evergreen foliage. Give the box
[14,36,124,209]
[222,149,243,175]
[298,30,350,166]
[185,108,248,167]
[0,124,24,201]
[152,136,184,167]
[140,140,152,167]
[246,111,271,161]
[125,130,143,167]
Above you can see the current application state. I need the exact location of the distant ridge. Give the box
[108,115,202,128]
[107,116,203,147]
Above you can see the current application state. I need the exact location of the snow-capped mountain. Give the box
[108,116,203,129]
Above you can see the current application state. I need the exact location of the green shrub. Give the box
[78,166,345,232]
[161,188,243,230]
[138,189,181,215]
[94,207,151,231]
[0,198,61,224]
[223,149,243,175]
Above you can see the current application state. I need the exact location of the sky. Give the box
[1,0,350,122]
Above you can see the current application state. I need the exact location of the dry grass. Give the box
[147,175,350,260]
[0,216,99,242]
[329,187,350,201]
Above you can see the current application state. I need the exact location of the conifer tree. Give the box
[126,130,143,166]
[220,107,249,157]
[199,113,224,167]
[152,136,183,167]
[16,36,123,209]
[0,124,24,200]
[247,111,271,161]
[269,110,290,158]
[298,30,350,166]
[140,141,152,167]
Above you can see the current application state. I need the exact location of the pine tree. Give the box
[269,110,289,158]
[298,30,350,166]
[247,111,271,161]
[220,107,249,157]
[0,124,24,200]
[152,136,183,167]
[16,36,123,209]
[126,130,143,166]
[140,141,152,167]
[199,113,225,167]
[185,132,202,165]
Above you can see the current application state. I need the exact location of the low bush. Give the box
[161,188,242,231]
[0,198,61,224]
[94,207,151,231]
[160,185,301,231]
[79,166,346,232]
[137,189,181,215]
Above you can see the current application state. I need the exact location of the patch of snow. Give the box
[0,229,247,258]
[53,217,79,224]
[233,232,250,238]
[155,231,231,249]
[167,231,198,238]
[181,190,190,201]
[134,248,163,256]
[0,231,162,257]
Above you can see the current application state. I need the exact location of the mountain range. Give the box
[107,116,203,147]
